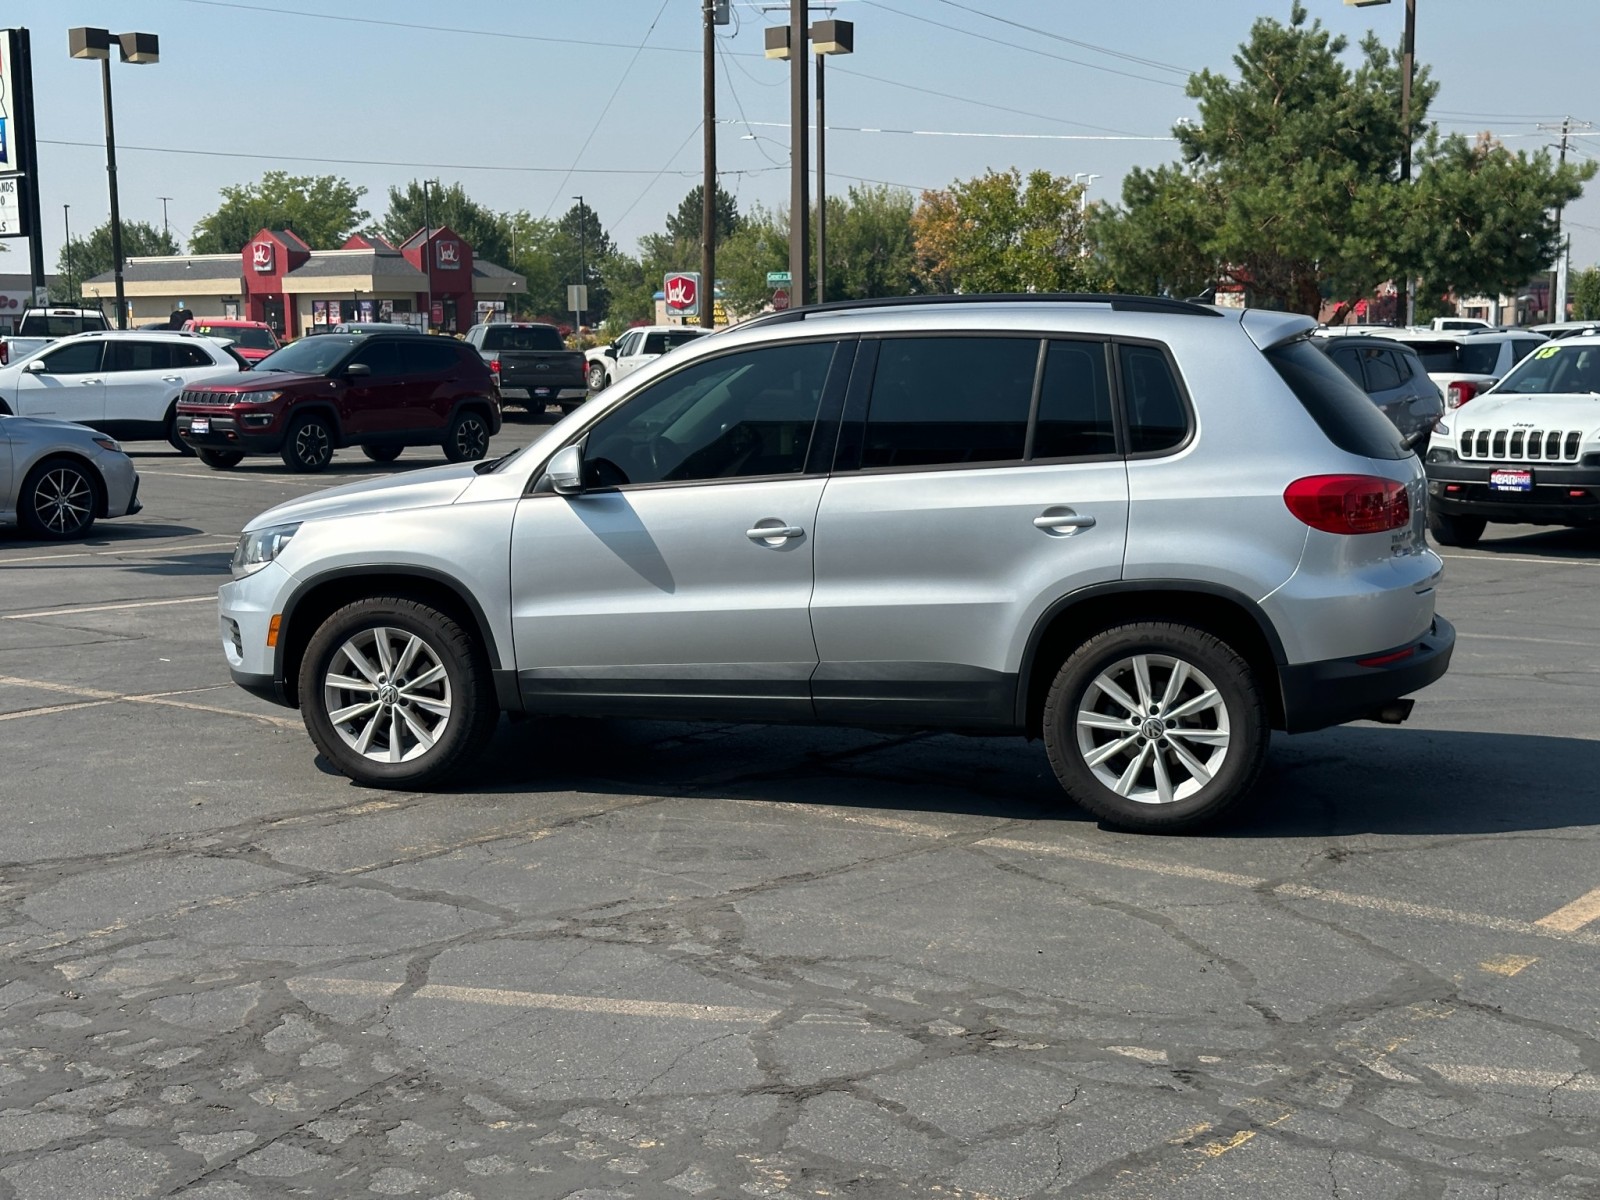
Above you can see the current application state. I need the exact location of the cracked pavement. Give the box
[2,422,1599,1198]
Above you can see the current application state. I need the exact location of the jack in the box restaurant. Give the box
[84,227,524,336]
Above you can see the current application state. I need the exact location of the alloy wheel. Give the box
[295,421,332,467]
[322,626,453,764]
[1074,653,1231,806]
[33,466,94,536]
[453,417,488,459]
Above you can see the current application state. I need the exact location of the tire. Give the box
[443,408,491,463]
[298,597,499,788]
[587,362,609,392]
[362,445,403,463]
[18,456,100,541]
[165,407,196,456]
[281,412,336,473]
[1041,621,1269,833]
[1427,509,1486,548]
[198,449,244,470]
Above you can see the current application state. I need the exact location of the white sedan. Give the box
[584,325,712,392]
[0,330,243,453]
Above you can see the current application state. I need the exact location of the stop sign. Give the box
[772,288,790,311]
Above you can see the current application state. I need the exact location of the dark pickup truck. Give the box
[464,322,588,414]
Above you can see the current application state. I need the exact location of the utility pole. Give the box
[1538,116,1591,323]
[701,0,717,329]
[1398,0,1415,327]
[572,195,587,330]
[158,195,172,245]
[789,0,810,308]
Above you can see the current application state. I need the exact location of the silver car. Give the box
[1,414,141,540]
[217,295,1454,833]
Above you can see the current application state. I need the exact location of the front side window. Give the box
[860,337,1037,469]
[581,341,836,488]
[1034,340,1116,458]
[1119,344,1190,453]
[616,331,643,357]
[36,341,104,375]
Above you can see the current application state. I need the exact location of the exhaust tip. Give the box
[1366,699,1415,725]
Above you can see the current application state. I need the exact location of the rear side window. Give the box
[1327,346,1365,388]
[1265,338,1407,460]
[106,341,176,371]
[482,326,564,352]
[405,341,465,374]
[1511,339,1545,365]
[348,340,406,377]
[1363,348,1403,391]
[1119,344,1189,453]
[861,337,1036,468]
[1033,341,1115,459]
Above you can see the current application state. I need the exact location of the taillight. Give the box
[1445,380,1477,409]
[1,343,8,366]
[489,359,501,375]
[1284,475,1411,534]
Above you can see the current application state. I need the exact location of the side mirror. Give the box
[343,362,371,378]
[603,345,618,358]
[545,442,584,495]
[24,359,48,373]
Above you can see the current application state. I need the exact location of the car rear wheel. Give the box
[443,409,491,462]
[1042,621,1269,833]
[198,449,244,470]
[18,456,100,541]
[282,413,335,472]
[587,362,608,391]
[1427,510,1486,548]
[362,445,403,463]
[299,597,499,787]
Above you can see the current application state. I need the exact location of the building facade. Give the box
[84,228,523,337]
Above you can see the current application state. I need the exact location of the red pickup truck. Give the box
[181,318,281,364]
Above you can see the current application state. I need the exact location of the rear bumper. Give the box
[1279,615,1455,733]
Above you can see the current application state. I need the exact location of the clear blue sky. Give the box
[9,0,1599,283]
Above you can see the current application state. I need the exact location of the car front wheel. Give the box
[587,362,608,391]
[299,597,499,787]
[282,413,336,472]
[1042,621,1269,833]
[1427,510,1486,548]
[18,456,100,540]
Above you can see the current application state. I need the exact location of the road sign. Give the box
[566,284,588,312]
[771,288,791,311]
[0,175,21,237]
[765,271,792,287]
[664,272,700,317]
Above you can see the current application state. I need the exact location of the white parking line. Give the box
[1457,632,1600,649]
[0,540,237,566]
[0,674,300,729]
[0,595,214,620]
[1439,553,1597,568]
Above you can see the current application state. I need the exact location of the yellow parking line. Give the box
[1535,887,1600,933]
[1480,955,1539,977]
[292,977,783,1023]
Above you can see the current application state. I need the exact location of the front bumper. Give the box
[95,451,141,518]
[219,560,297,708]
[1426,461,1600,525]
[177,411,285,454]
[1279,615,1455,734]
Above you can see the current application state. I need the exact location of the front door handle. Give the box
[81,378,103,385]
[1034,507,1096,535]
[746,521,806,544]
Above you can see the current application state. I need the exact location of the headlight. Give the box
[230,522,300,579]
[93,435,122,453]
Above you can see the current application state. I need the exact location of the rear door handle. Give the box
[1034,508,1096,535]
[746,522,806,544]
[161,375,183,383]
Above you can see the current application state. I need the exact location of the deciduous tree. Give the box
[913,168,1100,294]
[190,172,370,253]
[382,180,511,265]
[57,220,180,294]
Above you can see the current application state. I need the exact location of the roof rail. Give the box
[744,292,1224,327]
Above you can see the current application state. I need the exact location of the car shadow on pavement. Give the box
[434,718,1597,838]
[1468,527,1600,559]
[0,521,204,547]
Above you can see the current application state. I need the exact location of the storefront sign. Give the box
[436,240,461,269]
[0,31,22,173]
[664,272,699,318]
[0,175,21,237]
[251,240,274,272]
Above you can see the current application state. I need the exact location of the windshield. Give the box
[1492,342,1600,395]
[253,335,359,375]
[194,324,276,351]
[1408,340,1502,376]
[483,325,564,352]
[19,312,109,338]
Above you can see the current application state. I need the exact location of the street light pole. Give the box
[422,177,435,332]
[1399,0,1416,325]
[789,0,810,307]
[63,205,73,303]
[70,28,159,331]
[701,0,717,329]
[158,195,172,246]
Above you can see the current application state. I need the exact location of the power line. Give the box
[717,40,788,168]
[830,64,1152,137]
[926,0,1193,76]
[540,0,672,217]
[717,118,1174,143]
[613,123,709,228]
[857,0,1185,90]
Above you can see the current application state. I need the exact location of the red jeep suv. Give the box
[176,332,500,472]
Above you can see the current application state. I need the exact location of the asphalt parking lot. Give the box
[2,414,1599,1200]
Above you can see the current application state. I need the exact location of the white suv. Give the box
[0,330,243,452]
[217,295,1454,833]
[585,325,711,392]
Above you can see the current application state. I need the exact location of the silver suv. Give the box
[217,295,1454,832]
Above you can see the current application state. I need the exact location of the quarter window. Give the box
[1033,340,1115,459]
[1119,344,1189,453]
[582,341,836,487]
[860,337,1036,468]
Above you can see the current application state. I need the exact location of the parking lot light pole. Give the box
[70,27,160,331]
[811,20,852,305]
[422,178,438,331]
[63,205,73,303]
